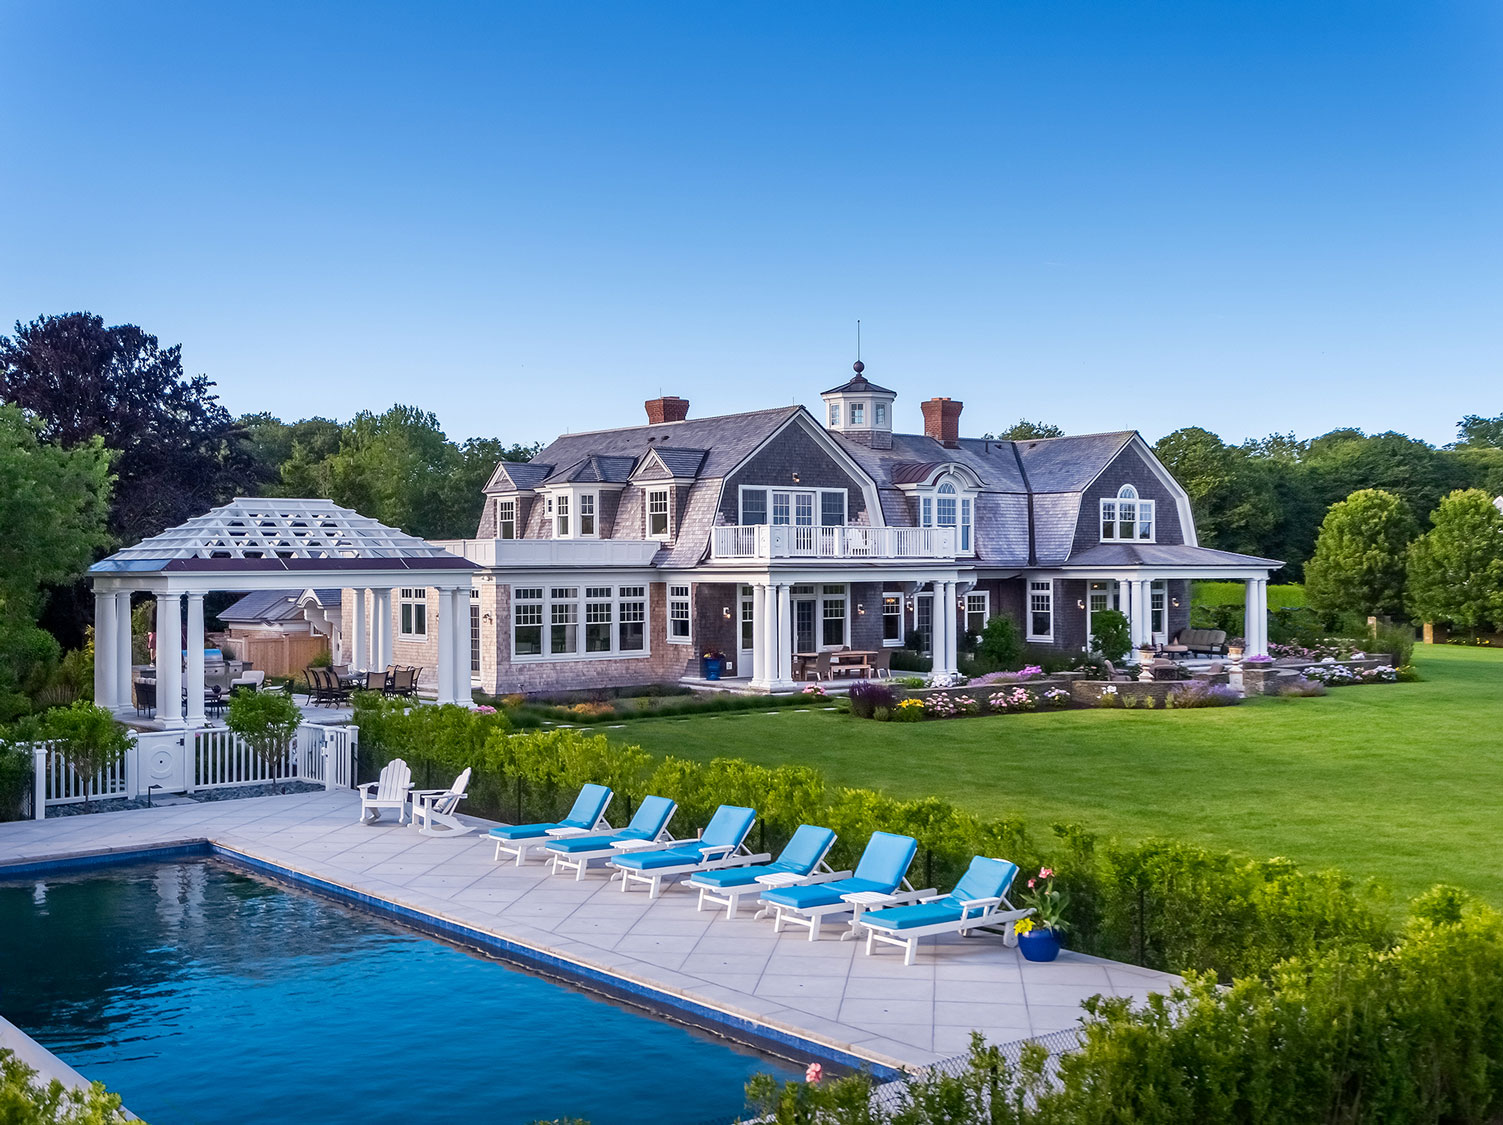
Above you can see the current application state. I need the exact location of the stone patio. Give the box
[0,792,1177,1071]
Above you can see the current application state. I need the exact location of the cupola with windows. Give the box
[821,362,896,450]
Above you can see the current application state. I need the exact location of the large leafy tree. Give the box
[1153,428,1281,561]
[0,405,113,718]
[1406,489,1503,634]
[0,313,254,545]
[986,420,1064,441]
[1453,413,1503,450]
[1304,489,1417,620]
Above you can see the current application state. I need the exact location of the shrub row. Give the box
[750,889,1503,1125]
[352,695,1390,983]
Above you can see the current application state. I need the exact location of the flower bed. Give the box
[858,682,1075,721]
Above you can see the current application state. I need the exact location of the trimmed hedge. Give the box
[352,697,1389,983]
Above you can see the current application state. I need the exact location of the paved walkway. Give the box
[0,792,1176,1070]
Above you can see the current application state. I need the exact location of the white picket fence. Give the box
[27,722,359,819]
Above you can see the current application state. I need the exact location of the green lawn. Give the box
[604,645,1503,906]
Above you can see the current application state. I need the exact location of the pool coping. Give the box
[2,839,905,1080]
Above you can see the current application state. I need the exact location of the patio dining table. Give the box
[794,650,877,679]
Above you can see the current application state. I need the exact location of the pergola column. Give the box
[115,593,133,712]
[374,589,393,670]
[773,582,793,689]
[351,588,368,672]
[184,592,206,726]
[750,581,769,689]
[1245,578,1269,657]
[157,594,184,727]
[93,591,118,710]
[451,588,472,703]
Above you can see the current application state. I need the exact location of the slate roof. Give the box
[302,588,343,607]
[652,446,709,478]
[220,590,304,624]
[1065,544,1283,568]
[822,370,896,396]
[542,455,638,485]
[489,461,553,491]
[503,407,802,491]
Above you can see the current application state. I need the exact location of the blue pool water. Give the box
[0,860,799,1124]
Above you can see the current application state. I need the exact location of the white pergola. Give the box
[88,498,478,726]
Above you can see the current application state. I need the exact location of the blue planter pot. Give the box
[703,658,722,681]
[1017,928,1062,962]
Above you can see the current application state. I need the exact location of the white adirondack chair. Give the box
[411,768,475,838]
[357,758,412,825]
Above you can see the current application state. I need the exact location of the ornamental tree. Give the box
[1089,609,1132,663]
[41,701,131,810]
[1304,489,1417,621]
[226,690,302,791]
[1405,489,1503,635]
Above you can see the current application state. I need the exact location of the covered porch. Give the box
[88,498,479,727]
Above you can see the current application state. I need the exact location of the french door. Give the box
[914,594,933,654]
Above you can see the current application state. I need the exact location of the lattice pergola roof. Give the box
[91,498,472,575]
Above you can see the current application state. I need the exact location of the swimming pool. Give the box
[0,859,800,1124]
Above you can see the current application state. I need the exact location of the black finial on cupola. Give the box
[852,360,865,376]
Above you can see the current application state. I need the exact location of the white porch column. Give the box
[93,591,118,710]
[351,588,368,672]
[1125,580,1146,651]
[435,588,456,705]
[750,581,769,689]
[1246,578,1269,657]
[931,581,951,676]
[452,588,472,703]
[184,593,206,727]
[1140,580,1156,645]
[157,594,183,727]
[374,589,393,670]
[774,582,793,689]
[115,593,133,712]
[944,581,960,676]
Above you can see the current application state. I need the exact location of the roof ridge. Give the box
[544,404,802,441]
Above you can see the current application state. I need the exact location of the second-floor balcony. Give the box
[710,524,957,561]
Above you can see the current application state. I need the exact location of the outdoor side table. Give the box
[839,890,901,941]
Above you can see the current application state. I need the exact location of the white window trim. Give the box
[647,487,672,539]
[509,583,653,663]
[667,583,692,645]
[577,491,598,538]
[1100,485,1157,543]
[916,472,976,556]
[964,590,989,638]
[1026,579,1054,642]
[398,588,428,638]
[881,590,904,647]
[495,497,517,540]
[818,583,849,650]
[737,485,849,527]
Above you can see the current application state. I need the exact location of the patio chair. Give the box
[544,795,679,880]
[757,830,929,941]
[357,758,413,825]
[857,856,1032,966]
[489,783,615,865]
[229,669,265,695]
[411,767,474,838]
[869,648,893,679]
[385,667,418,698]
[687,823,841,919]
[1099,661,1135,683]
[804,651,833,682]
[608,804,766,899]
[133,678,156,717]
[321,666,352,705]
[362,670,389,692]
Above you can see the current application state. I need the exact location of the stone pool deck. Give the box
[0,792,1176,1072]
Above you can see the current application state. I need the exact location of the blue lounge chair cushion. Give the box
[613,842,712,871]
[489,822,559,841]
[862,902,965,931]
[690,866,767,889]
[775,824,837,876]
[852,831,919,887]
[863,856,1019,931]
[546,828,652,854]
[559,783,613,829]
[759,876,889,910]
[699,805,757,849]
[946,857,1017,909]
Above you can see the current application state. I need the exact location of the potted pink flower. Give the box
[1015,867,1070,962]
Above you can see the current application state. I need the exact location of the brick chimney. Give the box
[921,397,963,448]
[644,396,690,424]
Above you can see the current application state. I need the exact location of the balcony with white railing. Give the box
[709,524,958,561]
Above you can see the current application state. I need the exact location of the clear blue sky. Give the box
[1,1,1499,448]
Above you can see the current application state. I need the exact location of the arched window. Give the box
[920,476,973,553]
[1101,484,1155,541]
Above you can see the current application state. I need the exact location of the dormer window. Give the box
[578,494,596,537]
[647,488,670,538]
[918,473,974,553]
[496,498,516,540]
[555,494,570,538]
[1101,485,1155,541]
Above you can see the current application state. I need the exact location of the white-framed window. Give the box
[619,586,646,652]
[469,588,481,673]
[513,587,544,655]
[512,583,652,661]
[1151,580,1167,638]
[828,403,841,427]
[821,584,847,647]
[647,488,670,538]
[555,494,570,538]
[496,498,516,540]
[850,402,865,425]
[965,591,989,637]
[1027,580,1054,642]
[578,493,596,537]
[882,591,903,646]
[740,585,755,651]
[920,475,974,554]
[399,588,427,637]
[739,487,847,527]
[668,584,691,643]
[1101,484,1155,542]
[875,403,887,426]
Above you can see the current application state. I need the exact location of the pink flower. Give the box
[1027,878,1036,889]
[806,1063,823,1084]
[1039,867,1054,879]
